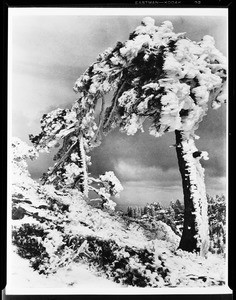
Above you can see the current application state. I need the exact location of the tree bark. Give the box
[175,130,209,256]
[74,136,89,197]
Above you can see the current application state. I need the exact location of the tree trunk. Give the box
[175,130,209,256]
[74,136,89,197]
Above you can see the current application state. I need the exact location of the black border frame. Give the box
[1,0,235,299]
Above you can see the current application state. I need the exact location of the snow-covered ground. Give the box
[8,248,121,291]
[7,247,230,295]
[6,137,230,295]
[7,191,228,294]
[7,196,230,294]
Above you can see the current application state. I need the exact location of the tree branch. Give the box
[88,176,102,183]
[88,186,109,201]
[42,139,78,184]
[103,80,127,130]
[90,95,105,144]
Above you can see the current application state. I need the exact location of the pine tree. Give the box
[150,206,155,217]
[140,207,145,216]
[143,205,148,216]
[127,206,131,217]
[131,207,135,218]
[30,17,226,255]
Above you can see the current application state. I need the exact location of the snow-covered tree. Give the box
[30,17,227,255]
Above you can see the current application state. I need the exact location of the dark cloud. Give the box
[28,149,58,180]
[197,105,226,138]
[89,103,226,179]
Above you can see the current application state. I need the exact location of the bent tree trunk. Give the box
[175,130,209,256]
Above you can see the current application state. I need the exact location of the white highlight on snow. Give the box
[99,171,124,196]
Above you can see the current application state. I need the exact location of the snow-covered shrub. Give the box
[88,171,123,211]
[137,219,180,247]
[12,191,77,275]
[109,244,169,287]
[126,201,183,238]
[12,223,47,260]
[99,171,124,197]
[12,222,68,275]
[13,226,170,287]
[163,248,225,287]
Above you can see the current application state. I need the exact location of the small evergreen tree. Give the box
[207,194,226,254]
[127,206,132,217]
[150,206,155,217]
[143,205,148,216]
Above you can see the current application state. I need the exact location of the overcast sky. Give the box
[10,11,227,210]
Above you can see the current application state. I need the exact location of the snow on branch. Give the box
[72,17,227,141]
[88,171,124,211]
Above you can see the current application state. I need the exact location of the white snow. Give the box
[8,248,121,292]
